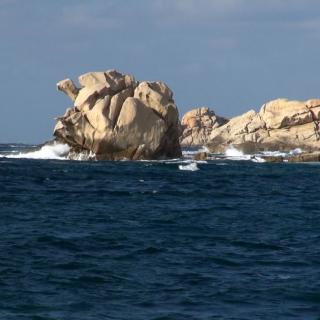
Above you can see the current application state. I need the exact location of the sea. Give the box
[0,143,319,320]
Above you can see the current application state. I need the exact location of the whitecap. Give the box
[251,156,266,163]
[178,162,199,171]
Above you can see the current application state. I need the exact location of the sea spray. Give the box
[225,146,244,157]
[225,146,251,160]
[178,162,199,171]
[182,146,210,158]
[0,142,70,160]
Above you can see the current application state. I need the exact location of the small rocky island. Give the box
[54,70,181,160]
[180,100,320,162]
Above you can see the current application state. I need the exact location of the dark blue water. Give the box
[0,144,320,319]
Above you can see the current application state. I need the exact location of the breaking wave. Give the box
[182,146,209,158]
[179,162,199,171]
[225,146,251,160]
[0,142,70,160]
[224,146,304,162]
[0,142,305,163]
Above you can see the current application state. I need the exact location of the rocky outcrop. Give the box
[288,151,320,162]
[207,98,320,153]
[180,107,228,146]
[54,70,181,160]
[193,152,209,161]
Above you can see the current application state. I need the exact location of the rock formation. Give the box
[54,70,182,160]
[180,107,228,146]
[207,98,320,153]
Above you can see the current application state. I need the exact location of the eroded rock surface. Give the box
[207,99,320,153]
[180,107,228,146]
[54,70,181,160]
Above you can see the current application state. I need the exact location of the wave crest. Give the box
[179,162,199,171]
[0,142,70,160]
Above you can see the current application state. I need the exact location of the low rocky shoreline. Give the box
[191,150,320,163]
[262,151,320,163]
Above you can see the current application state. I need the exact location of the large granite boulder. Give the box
[180,107,228,146]
[207,98,320,153]
[54,70,181,160]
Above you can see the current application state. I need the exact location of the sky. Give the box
[1,0,320,143]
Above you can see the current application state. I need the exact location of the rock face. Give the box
[54,70,181,160]
[180,107,228,146]
[207,98,320,153]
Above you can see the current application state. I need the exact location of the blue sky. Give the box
[1,0,320,143]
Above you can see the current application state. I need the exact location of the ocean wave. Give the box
[0,141,306,164]
[225,147,252,161]
[0,142,70,160]
[182,146,209,157]
[178,162,199,171]
[224,146,304,162]
[165,159,207,165]
[251,156,266,163]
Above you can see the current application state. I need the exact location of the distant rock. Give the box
[260,155,284,163]
[207,98,320,153]
[180,107,228,146]
[288,151,320,162]
[54,70,181,160]
[193,152,208,161]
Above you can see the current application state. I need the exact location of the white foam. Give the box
[178,162,199,171]
[258,148,303,160]
[259,150,287,157]
[251,156,266,163]
[225,146,251,160]
[182,146,209,157]
[289,148,303,155]
[164,159,207,165]
[69,150,95,161]
[0,142,70,160]
[225,146,244,157]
